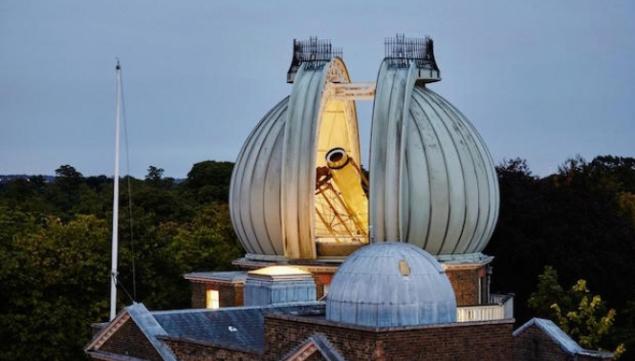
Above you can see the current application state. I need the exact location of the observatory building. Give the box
[86,36,614,361]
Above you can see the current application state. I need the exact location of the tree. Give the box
[527,266,567,318]
[528,266,625,357]
[0,215,110,361]
[55,164,82,189]
[145,165,164,184]
[185,161,233,202]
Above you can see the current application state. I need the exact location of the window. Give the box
[206,289,219,309]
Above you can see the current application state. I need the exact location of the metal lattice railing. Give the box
[287,37,342,82]
[384,33,439,73]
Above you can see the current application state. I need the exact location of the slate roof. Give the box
[153,302,325,353]
[513,318,613,359]
[183,271,247,283]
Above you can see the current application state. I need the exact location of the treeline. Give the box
[0,161,242,361]
[486,155,635,358]
[0,155,634,360]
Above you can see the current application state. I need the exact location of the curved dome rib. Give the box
[230,97,288,256]
[281,57,359,259]
[369,63,499,256]
[230,57,361,260]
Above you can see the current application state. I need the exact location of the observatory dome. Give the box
[326,242,457,327]
[229,36,499,262]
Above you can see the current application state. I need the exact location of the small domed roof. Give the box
[326,243,457,328]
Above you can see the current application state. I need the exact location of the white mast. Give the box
[110,60,122,321]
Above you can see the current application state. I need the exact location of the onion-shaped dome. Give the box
[229,57,362,260]
[229,97,289,257]
[369,61,499,256]
[326,242,456,327]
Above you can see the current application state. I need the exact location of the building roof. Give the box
[153,302,324,354]
[86,302,325,360]
[326,243,457,328]
[183,271,247,284]
[513,318,613,359]
[281,333,345,361]
[85,303,177,361]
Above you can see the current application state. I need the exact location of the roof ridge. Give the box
[311,333,346,361]
[279,333,346,361]
[126,303,177,361]
[513,318,612,358]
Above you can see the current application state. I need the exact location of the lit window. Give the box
[206,289,219,309]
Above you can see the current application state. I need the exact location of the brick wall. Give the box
[191,281,244,308]
[513,325,572,361]
[98,318,162,361]
[312,272,333,299]
[512,324,612,361]
[445,266,485,306]
[264,314,514,361]
[306,352,329,361]
[162,338,259,361]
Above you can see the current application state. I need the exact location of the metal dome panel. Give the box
[230,57,363,260]
[326,243,457,327]
[230,97,288,257]
[369,62,499,255]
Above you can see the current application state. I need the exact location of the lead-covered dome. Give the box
[369,59,499,256]
[326,242,457,327]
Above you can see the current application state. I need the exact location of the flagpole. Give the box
[110,60,122,321]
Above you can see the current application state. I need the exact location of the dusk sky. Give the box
[1,0,633,177]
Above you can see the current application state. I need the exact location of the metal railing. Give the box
[456,294,514,322]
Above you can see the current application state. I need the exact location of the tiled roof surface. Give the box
[153,302,324,352]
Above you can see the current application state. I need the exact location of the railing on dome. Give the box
[287,37,343,83]
[384,33,440,83]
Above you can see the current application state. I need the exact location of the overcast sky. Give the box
[1,0,633,177]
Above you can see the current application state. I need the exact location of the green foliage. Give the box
[0,215,110,361]
[528,266,624,356]
[185,161,233,203]
[527,266,567,317]
[486,155,635,359]
[0,162,243,360]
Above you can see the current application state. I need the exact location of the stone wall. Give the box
[264,314,514,361]
[98,318,162,361]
